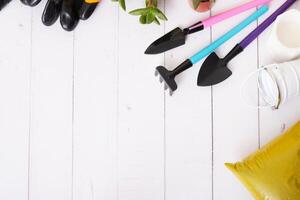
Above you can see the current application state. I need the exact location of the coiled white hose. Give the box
[241,59,300,109]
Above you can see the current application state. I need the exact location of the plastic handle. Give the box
[190,5,268,65]
[202,0,272,28]
[240,0,296,49]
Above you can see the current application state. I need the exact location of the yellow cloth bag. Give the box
[226,121,300,200]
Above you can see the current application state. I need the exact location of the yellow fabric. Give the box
[226,121,300,200]
[85,0,100,3]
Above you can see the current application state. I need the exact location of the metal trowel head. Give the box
[197,52,232,86]
[145,27,187,54]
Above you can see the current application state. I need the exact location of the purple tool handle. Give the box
[240,0,296,48]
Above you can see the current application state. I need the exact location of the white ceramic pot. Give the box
[267,9,300,62]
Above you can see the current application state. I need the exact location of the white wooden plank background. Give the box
[0,0,300,200]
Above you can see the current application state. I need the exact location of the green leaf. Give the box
[145,0,157,7]
[192,0,199,9]
[152,8,167,21]
[146,12,155,24]
[129,8,147,16]
[113,0,168,26]
[119,0,126,10]
[153,17,160,25]
[192,0,213,9]
[139,15,147,24]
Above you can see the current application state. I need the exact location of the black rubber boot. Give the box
[60,0,79,31]
[42,0,63,26]
[78,0,99,20]
[20,0,42,6]
[0,0,12,11]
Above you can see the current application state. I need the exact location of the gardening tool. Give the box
[145,0,272,54]
[0,0,11,11]
[155,5,268,95]
[197,0,296,87]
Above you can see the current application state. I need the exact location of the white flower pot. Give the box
[267,9,300,62]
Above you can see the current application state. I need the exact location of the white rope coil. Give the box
[241,59,300,109]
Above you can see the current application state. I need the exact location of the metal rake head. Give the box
[155,66,177,96]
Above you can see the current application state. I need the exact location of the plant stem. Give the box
[147,0,153,7]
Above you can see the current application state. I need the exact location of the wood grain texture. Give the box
[164,1,212,200]
[211,1,259,199]
[29,1,73,199]
[0,0,299,200]
[117,1,165,200]
[73,1,118,200]
[0,1,31,200]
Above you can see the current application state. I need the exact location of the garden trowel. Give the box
[198,0,296,86]
[145,0,272,54]
[154,6,268,94]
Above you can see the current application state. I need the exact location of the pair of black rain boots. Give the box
[21,0,99,31]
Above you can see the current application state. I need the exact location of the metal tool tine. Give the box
[159,76,163,83]
[164,83,168,90]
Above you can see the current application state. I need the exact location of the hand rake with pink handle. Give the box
[145,0,272,54]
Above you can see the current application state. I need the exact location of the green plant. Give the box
[113,0,167,25]
[192,0,215,10]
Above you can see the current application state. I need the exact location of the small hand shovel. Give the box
[145,0,272,54]
[155,6,268,95]
[198,0,296,86]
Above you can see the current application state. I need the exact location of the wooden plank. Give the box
[117,1,165,200]
[0,1,31,200]
[164,1,212,199]
[259,1,300,145]
[72,2,118,200]
[29,2,73,200]
[211,1,260,199]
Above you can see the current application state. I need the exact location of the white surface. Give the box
[0,0,300,200]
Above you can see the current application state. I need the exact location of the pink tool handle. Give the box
[202,0,272,27]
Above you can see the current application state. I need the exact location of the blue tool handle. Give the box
[189,5,269,65]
